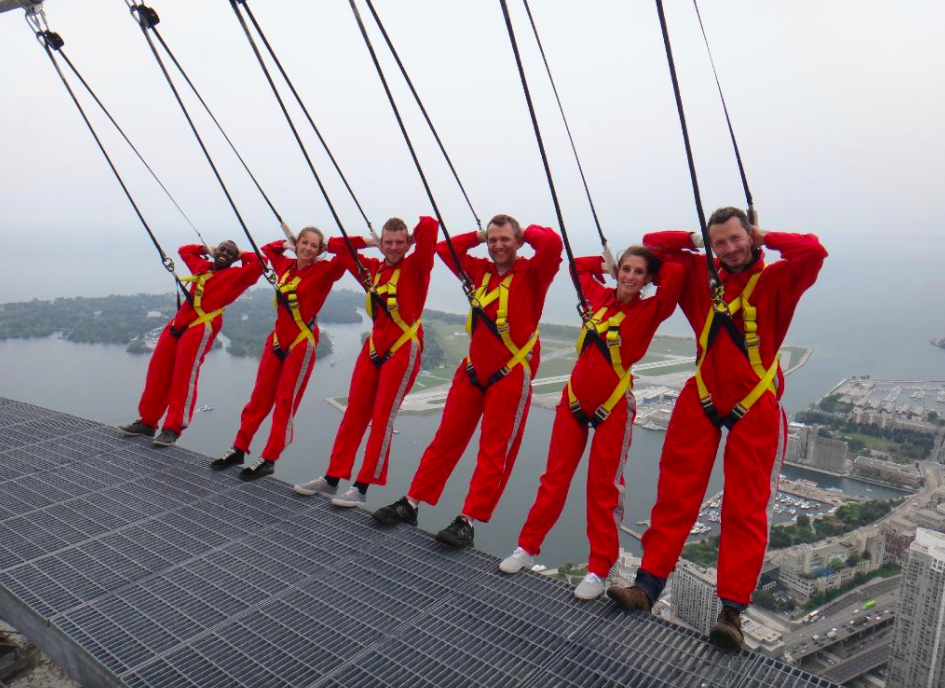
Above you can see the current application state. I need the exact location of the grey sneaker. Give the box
[293,477,338,497]
[499,547,534,574]
[574,573,605,600]
[152,429,179,447]
[331,486,366,508]
[118,420,156,438]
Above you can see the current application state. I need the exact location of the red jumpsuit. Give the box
[325,217,439,485]
[407,226,563,522]
[518,257,684,577]
[233,241,348,461]
[138,245,263,434]
[640,230,827,605]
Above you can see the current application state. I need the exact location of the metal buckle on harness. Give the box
[592,407,610,427]
[496,318,510,333]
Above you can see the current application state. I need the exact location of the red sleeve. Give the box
[650,259,685,322]
[234,252,266,289]
[327,236,371,283]
[262,240,293,278]
[409,216,439,274]
[325,253,349,284]
[571,255,609,305]
[522,224,563,291]
[763,232,828,295]
[642,230,701,263]
[178,244,209,274]
[437,230,484,283]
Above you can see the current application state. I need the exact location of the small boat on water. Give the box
[197,404,213,412]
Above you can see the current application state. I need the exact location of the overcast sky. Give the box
[1,1,943,313]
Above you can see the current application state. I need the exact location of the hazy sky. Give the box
[1,1,943,313]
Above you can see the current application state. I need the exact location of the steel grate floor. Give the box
[0,398,838,688]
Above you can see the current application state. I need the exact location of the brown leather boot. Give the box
[709,606,744,651]
[606,585,652,613]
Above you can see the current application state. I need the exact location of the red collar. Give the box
[716,248,766,283]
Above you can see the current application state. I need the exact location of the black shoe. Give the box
[152,429,179,447]
[435,516,474,549]
[211,447,245,470]
[118,420,156,438]
[709,605,744,651]
[239,458,274,481]
[372,497,418,527]
[607,585,653,613]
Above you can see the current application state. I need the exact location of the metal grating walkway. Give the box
[0,398,837,688]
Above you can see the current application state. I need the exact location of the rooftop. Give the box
[0,398,838,688]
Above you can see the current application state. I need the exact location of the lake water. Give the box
[1,244,943,568]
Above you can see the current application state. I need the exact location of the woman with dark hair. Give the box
[211,226,348,480]
[498,246,684,600]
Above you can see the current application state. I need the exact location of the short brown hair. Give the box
[707,206,750,233]
[296,226,325,253]
[486,213,522,241]
[618,245,661,276]
[382,217,408,234]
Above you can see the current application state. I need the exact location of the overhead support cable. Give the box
[497,0,589,319]
[25,9,193,306]
[692,0,756,225]
[654,0,726,311]
[520,0,609,256]
[347,0,474,299]
[362,0,482,232]
[227,0,371,285]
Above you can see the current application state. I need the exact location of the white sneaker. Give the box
[574,573,605,600]
[293,477,337,497]
[331,485,366,508]
[499,547,534,574]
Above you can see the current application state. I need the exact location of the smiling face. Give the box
[615,254,652,303]
[295,228,324,267]
[380,227,410,265]
[708,216,753,272]
[486,221,522,271]
[212,241,239,270]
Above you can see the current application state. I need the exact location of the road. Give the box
[821,640,891,684]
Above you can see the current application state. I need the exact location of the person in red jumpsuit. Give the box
[372,214,562,549]
[499,248,684,600]
[293,216,439,507]
[119,241,264,447]
[210,227,349,480]
[607,207,827,650]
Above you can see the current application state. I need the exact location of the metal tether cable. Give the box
[347,0,474,299]
[26,11,193,307]
[521,0,607,251]
[124,1,278,292]
[362,0,482,231]
[692,0,756,225]
[498,0,589,319]
[235,0,376,242]
[55,49,208,250]
[654,0,726,311]
[227,0,370,285]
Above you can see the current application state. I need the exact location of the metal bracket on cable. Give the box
[0,0,44,16]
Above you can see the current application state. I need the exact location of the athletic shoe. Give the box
[499,547,534,574]
[210,447,244,470]
[372,497,418,527]
[239,458,274,481]
[119,420,156,438]
[574,573,605,600]
[435,516,474,549]
[709,606,744,651]
[607,584,653,613]
[293,477,338,497]
[152,429,179,447]
[331,486,366,508]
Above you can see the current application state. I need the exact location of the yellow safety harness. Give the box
[465,271,539,391]
[566,306,633,427]
[170,272,224,338]
[271,270,316,359]
[365,267,422,367]
[695,269,780,429]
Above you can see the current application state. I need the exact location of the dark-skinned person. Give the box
[372,214,562,549]
[500,247,683,600]
[608,207,827,650]
[293,217,438,506]
[211,226,348,480]
[119,240,264,446]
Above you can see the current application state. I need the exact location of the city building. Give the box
[785,422,850,475]
[851,455,923,488]
[673,560,720,636]
[887,528,945,688]
[882,524,917,566]
[931,486,945,509]
[852,408,939,434]
[909,504,945,533]
[611,548,641,587]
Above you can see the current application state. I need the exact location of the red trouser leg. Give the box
[462,364,533,522]
[641,379,721,579]
[234,338,282,453]
[138,323,179,428]
[518,393,588,556]
[355,342,422,486]
[408,363,484,506]
[586,392,635,578]
[162,320,220,434]
[716,397,786,604]
[259,339,317,462]
[326,343,379,480]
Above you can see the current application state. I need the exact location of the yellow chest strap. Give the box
[366,267,422,364]
[179,272,224,329]
[271,271,315,353]
[465,271,538,375]
[567,306,633,426]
